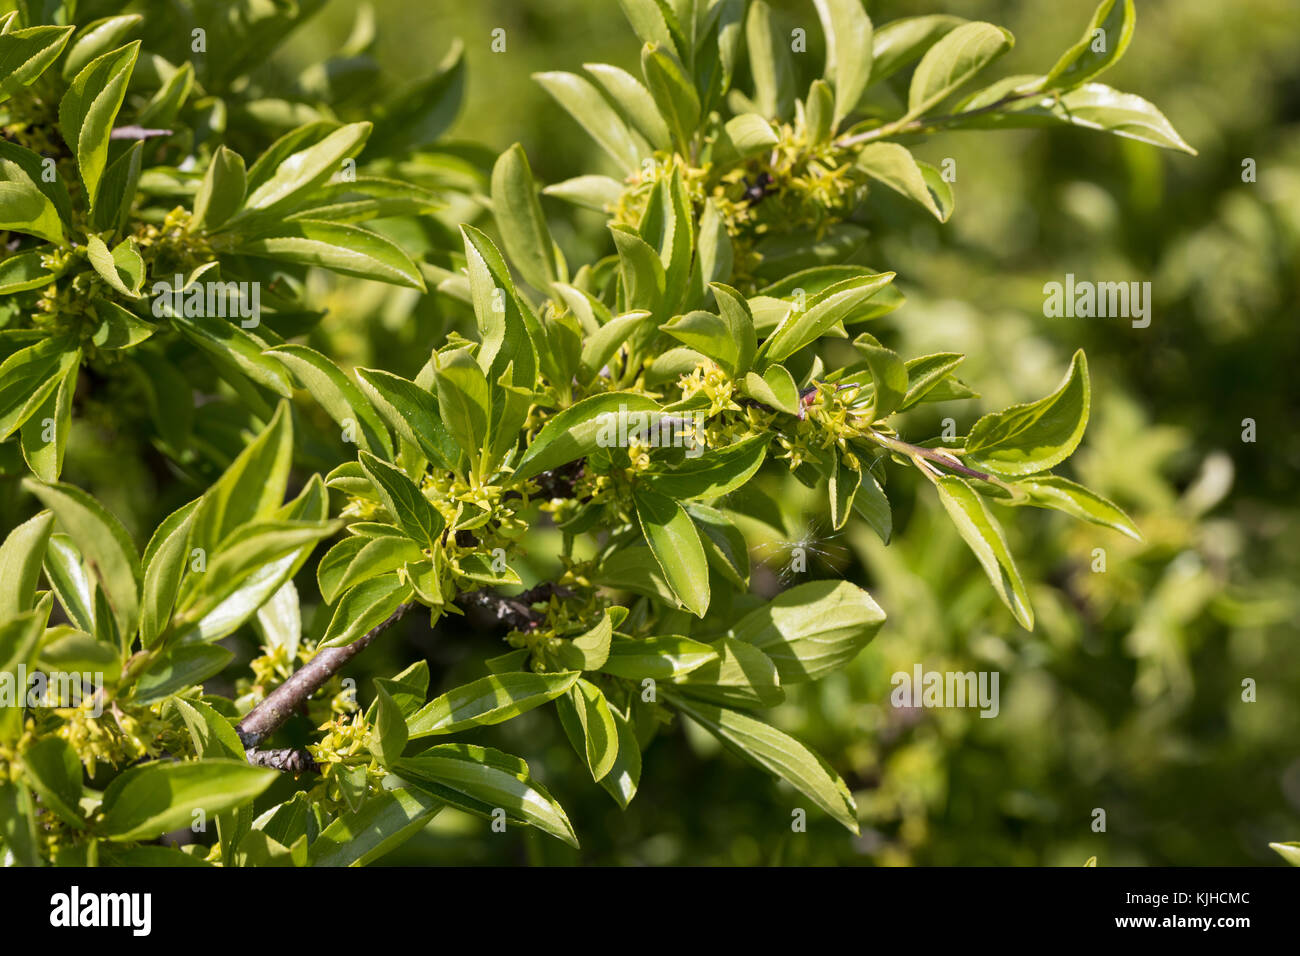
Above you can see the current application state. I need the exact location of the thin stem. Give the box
[834,86,1046,150]
[866,431,998,483]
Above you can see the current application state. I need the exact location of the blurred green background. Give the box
[45,0,1300,864]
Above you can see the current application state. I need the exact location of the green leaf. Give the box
[534,71,646,173]
[905,22,1012,120]
[672,636,784,708]
[62,16,141,81]
[577,309,654,385]
[238,121,371,216]
[0,24,74,104]
[515,392,661,482]
[85,234,145,298]
[0,250,58,294]
[899,352,966,410]
[585,62,672,151]
[853,332,909,421]
[732,580,886,683]
[641,42,700,152]
[555,677,620,782]
[354,367,458,470]
[667,693,859,833]
[308,787,442,867]
[320,572,412,648]
[139,502,197,650]
[857,142,951,221]
[407,671,580,739]
[358,452,444,549]
[0,336,79,441]
[88,298,153,351]
[237,220,425,290]
[367,682,408,767]
[645,433,768,500]
[188,401,293,557]
[1044,0,1135,91]
[1270,842,1300,867]
[598,703,642,809]
[760,272,896,365]
[741,364,801,415]
[88,139,143,235]
[395,743,578,848]
[746,0,795,120]
[1004,475,1141,541]
[616,0,681,58]
[41,533,95,633]
[20,736,84,828]
[434,347,491,470]
[132,643,234,703]
[369,39,465,154]
[870,14,966,85]
[551,612,612,671]
[23,479,140,644]
[688,500,751,587]
[0,510,53,620]
[0,158,64,243]
[964,349,1090,476]
[58,41,140,210]
[957,82,1196,154]
[543,174,624,212]
[491,143,559,294]
[933,475,1034,629]
[715,112,779,159]
[0,611,44,744]
[634,486,711,617]
[100,759,276,842]
[193,145,247,232]
[812,0,873,129]
[0,780,40,866]
[320,535,423,605]
[169,697,244,761]
[265,344,392,458]
[601,634,719,680]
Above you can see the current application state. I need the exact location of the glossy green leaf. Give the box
[491,143,558,293]
[933,474,1034,629]
[193,145,247,232]
[309,786,442,867]
[601,634,719,680]
[965,349,1090,476]
[407,671,580,738]
[237,220,425,290]
[667,692,859,833]
[100,759,276,842]
[0,510,52,620]
[533,71,646,172]
[555,677,620,781]
[733,579,886,683]
[1005,474,1141,540]
[1044,0,1135,91]
[905,22,1012,120]
[812,0,873,128]
[320,572,412,648]
[58,41,140,209]
[358,451,444,549]
[634,486,710,617]
[0,24,74,103]
[395,743,578,848]
[24,479,140,644]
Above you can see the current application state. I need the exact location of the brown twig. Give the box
[236,600,416,750]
